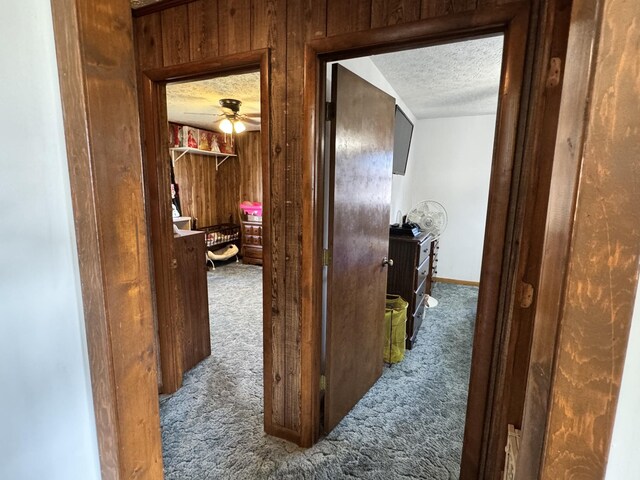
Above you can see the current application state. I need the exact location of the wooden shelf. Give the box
[169,147,237,170]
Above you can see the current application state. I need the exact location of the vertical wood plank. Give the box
[326,0,371,36]
[161,5,191,65]
[237,131,264,203]
[188,0,220,60]
[540,0,640,476]
[421,0,478,19]
[135,12,164,70]
[218,0,252,55]
[371,0,421,27]
[287,0,328,443]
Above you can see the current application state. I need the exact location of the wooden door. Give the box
[324,64,395,432]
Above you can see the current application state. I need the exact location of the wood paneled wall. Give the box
[174,131,262,227]
[134,0,528,444]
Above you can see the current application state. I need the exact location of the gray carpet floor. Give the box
[160,262,477,479]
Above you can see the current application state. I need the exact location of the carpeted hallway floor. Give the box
[160,262,477,479]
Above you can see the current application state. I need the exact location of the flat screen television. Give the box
[392,105,414,176]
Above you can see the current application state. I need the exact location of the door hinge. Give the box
[325,101,335,122]
[546,57,562,88]
[519,281,534,308]
[322,248,332,266]
[320,374,326,392]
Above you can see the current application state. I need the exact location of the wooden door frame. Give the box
[139,49,274,420]
[301,4,530,475]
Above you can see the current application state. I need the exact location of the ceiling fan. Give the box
[186,98,260,134]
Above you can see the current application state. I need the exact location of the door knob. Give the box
[382,257,393,267]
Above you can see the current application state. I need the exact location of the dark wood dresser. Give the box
[174,230,211,372]
[240,219,263,265]
[387,231,436,349]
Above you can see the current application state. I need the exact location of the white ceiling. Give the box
[166,72,261,132]
[371,35,504,119]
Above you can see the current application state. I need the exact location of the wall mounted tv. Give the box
[392,105,414,176]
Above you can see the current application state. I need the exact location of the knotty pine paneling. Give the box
[326,0,372,36]
[218,0,252,55]
[173,150,254,228]
[236,131,263,203]
[134,0,529,445]
[421,0,477,18]
[161,5,190,65]
[371,0,421,27]
[188,0,220,60]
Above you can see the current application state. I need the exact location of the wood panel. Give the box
[371,0,422,27]
[52,0,164,477]
[173,153,243,227]
[539,0,640,476]
[218,0,252,55]
[161,5,190,65]
[236,131,263,203]
[326,0,372,36]
[421,0,478,19]
[188,0,220,60]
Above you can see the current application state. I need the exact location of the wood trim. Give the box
[302,6,530,473]
[141,75,184,393]
[433,277,480,287]
[132,0,198,17]
[482,0,573,476]
[516,0,601,475]
[51,0,163,477]
[519,0,640,476]
[140,48,275,428]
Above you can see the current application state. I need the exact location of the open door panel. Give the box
[324,64,396,433]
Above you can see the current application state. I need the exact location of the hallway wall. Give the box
[0,1,100,479]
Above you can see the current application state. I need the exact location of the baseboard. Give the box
[433,277,480,287]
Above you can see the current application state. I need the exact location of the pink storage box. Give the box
[240,201,262,217]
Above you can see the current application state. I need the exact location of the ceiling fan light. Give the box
[234,120,246,133]
[220,118,233,134]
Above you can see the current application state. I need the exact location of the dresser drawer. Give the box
[418,238,432,267]
[244,234,262,246]
[415,256,430,289]
[242,224,262,236]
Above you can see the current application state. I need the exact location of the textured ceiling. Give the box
[371,35,504,119]
[166,72,261,131]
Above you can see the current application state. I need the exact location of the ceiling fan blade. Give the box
[184,112,217,116]
[243,113,261,118]
[242,118,261,124]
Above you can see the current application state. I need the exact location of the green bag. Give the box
[384,294,408,363]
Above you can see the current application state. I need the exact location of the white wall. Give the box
[0,2,101,479]
[335,57,417,223]
[406,115,497,283]
[606,282,640,479]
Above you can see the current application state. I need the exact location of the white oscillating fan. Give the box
[405,200,448,308]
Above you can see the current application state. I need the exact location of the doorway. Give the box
[320,35,504,476]
[139,53,274,473]
[303,9,529,476]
